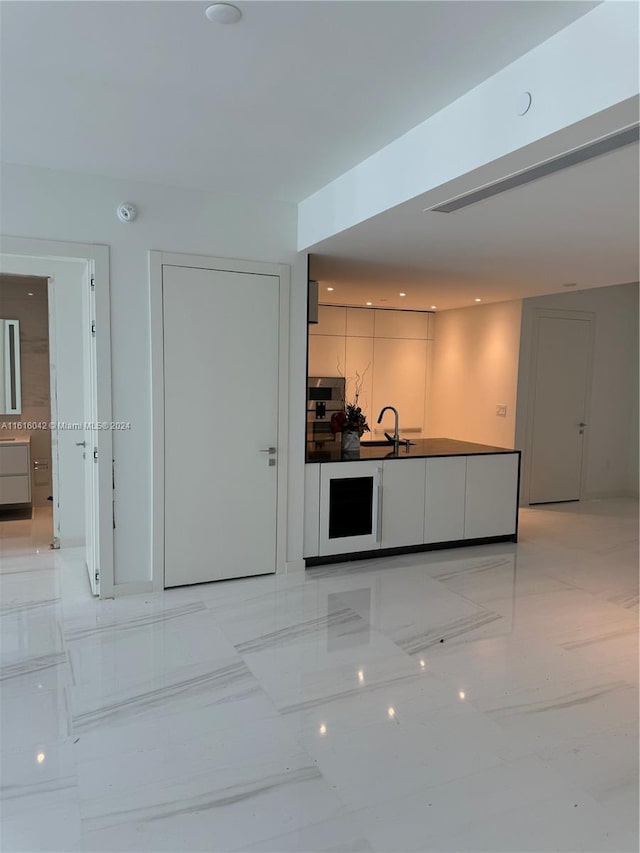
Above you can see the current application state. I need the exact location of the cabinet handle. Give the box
[75,441,87,447]
[376,483,383,542]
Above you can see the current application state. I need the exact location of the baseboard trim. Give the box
[112,581,154,597]
[305,534,516,568]
[285,559,306,573]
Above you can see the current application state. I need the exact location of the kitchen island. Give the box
[304,438,520,565]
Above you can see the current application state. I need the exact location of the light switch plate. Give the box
[496,404,507,417]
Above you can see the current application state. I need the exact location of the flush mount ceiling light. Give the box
[205,3,242,24]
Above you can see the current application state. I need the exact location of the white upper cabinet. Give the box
[346,308,375,337]
[465,454,519,539]
[309,305,346,336]
[371,338,428,434]
[374,310,429,340]
[308,335,347,378]
[345,336,374,414]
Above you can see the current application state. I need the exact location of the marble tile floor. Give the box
[0,499,637,852]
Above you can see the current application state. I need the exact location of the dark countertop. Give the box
[306,437,518,464]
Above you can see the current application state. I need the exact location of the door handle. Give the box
[259,447,277,455]
[75,441,87,447]
[579,422,588,427]
[578,422,587,435]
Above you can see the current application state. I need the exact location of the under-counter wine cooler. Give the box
[318,461,383,556]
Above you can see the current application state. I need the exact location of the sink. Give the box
[361,439,416,448]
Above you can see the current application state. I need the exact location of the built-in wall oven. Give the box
[307,376,345,444]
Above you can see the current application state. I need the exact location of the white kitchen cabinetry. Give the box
[424,456,466,543]
[0,439,31,507]
[381,458,426,548]
[319,461,382,556]
[465,454,519,539]
[304,464,321,558]
[308,335,347,378]
[371,338,428,434]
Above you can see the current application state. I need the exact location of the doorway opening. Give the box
[0,238,113,597]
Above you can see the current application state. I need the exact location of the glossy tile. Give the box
[0,498,637,852]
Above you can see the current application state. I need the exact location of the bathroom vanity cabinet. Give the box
[0,437,32,508]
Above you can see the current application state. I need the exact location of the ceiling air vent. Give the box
[429,124,639,213]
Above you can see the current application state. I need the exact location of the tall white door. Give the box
[528,315,593,504]
[163,265,280,586]
[82,264,99,593]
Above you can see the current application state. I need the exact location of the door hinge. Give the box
[91,321,96,337]
[90,277,95,289]
[93,447,98,462]
[95,569,100,583]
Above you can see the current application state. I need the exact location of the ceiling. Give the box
[0,274,48,306]
[0,0,598,203]
[310,139,640,311]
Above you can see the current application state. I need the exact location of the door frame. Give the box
[149,250,290,591]
[0,235,114,597]
[522,307,595,506]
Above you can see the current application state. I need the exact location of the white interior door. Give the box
[528,315,593,504]
[163,264,280,586]
[47,278,61,547]
[82,265,98,593]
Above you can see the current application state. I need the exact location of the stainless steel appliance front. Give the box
[307,376,345,443]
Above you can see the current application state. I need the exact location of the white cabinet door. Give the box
[304,464,321,558]
[371,338,428,435]
[465,454,519,539]
[308,335,347,378]
[319,462,382,556]
[381,458,426,548]
[424,456,466,544]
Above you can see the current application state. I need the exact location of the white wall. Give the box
[428,300,522,448]
[299,2,640,247]
[0,163,304,585]
[516,282,639,501]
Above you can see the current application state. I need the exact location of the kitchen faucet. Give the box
[377,406,400,452]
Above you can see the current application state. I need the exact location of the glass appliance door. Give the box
[319,461,382,556]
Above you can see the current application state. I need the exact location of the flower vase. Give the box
[341,430,361,457]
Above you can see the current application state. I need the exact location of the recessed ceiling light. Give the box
[562,282,577,288]
[366,301,373,306]
[27,292,34,296]
[205,3,242,24]
[430,305,437,310]
[399,292,406,297]
[474,298,482,303]
[326,287,334,292]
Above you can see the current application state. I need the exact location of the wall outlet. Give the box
[496,404,507,417]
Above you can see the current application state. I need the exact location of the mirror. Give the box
[0,319,22,414]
